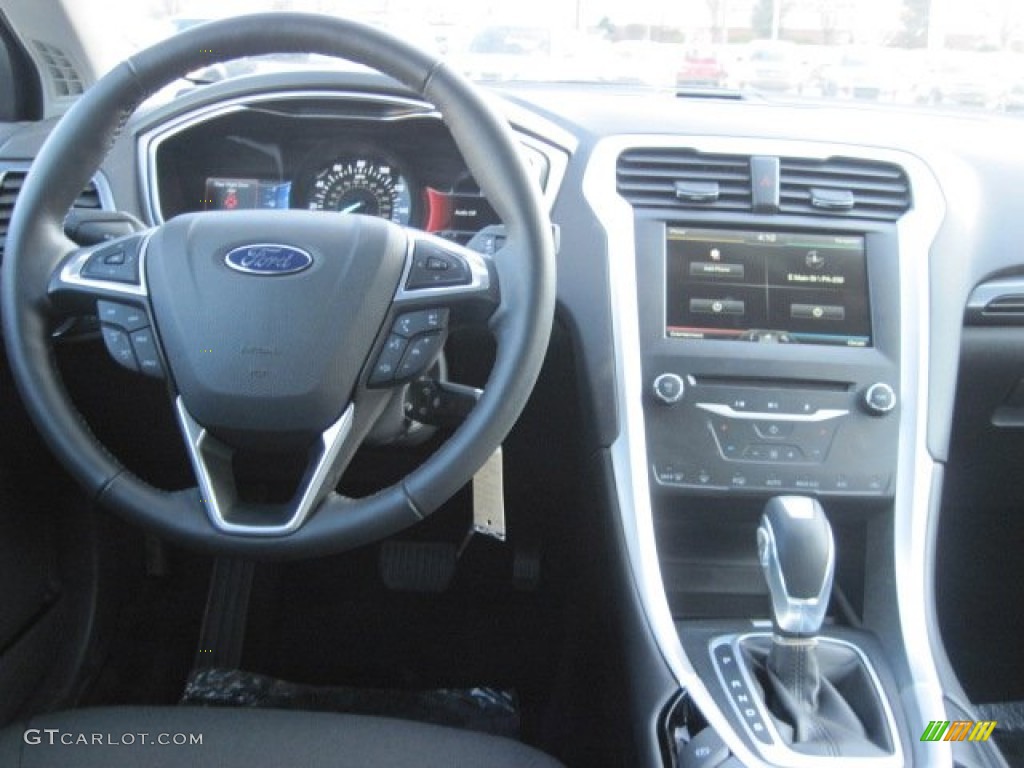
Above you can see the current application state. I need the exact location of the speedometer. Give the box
[307,158,413,226]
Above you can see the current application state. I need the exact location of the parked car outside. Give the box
[727,39,803,93]
[820,46,898,101]
[676,47,726,88]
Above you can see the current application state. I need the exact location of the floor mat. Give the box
[977,701,1024,767]
[181,667,520,739]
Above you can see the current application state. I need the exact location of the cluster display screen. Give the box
[665,227,871,347]
[204,178,292,211]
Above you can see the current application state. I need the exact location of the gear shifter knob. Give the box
[757,496,834,637]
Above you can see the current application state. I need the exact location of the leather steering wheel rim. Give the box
[0,13,555,559]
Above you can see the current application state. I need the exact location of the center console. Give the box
[634,211,908,765]
[638,221,901,500]
[584,136,950,768]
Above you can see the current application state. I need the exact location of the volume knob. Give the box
[863,382,896,415]
[653,373,685,405]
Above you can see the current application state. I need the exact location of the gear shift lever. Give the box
[731,497,894,757]
[757,496,834,714]
[757,495,835,638]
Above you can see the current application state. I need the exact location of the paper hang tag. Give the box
[472,446,506,541]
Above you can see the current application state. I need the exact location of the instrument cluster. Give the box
[201,143,498,243]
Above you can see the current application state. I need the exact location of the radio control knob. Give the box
[653,373,685,405]
[863,382,896,415]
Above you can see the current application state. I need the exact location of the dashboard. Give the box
[4,64,1024,768]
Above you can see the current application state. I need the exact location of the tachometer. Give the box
[307,158,413,225]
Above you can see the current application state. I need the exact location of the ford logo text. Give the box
[224,244,313,276]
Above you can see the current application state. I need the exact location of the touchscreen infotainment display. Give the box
[665,227,870,347]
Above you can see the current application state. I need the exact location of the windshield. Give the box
[91,0,1024,113]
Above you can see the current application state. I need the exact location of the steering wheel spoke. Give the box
[49,231,151,306]
[175,398,358,536]
[48,231,169,378]
[393,231,497,308]
[365,230,498,391]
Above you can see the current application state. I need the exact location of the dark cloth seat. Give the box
[0,706,564,767]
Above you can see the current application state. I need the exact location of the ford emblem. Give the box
[224,244,313,276]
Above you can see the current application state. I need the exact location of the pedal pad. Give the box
[379,541,456,592]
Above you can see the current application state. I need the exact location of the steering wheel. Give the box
[0,13,555,559]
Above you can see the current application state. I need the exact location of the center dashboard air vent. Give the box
[779,157,911,221]
[0,170,104,261]
[616,148,752,212]
[616,148,912,222]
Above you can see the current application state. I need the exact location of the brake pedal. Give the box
[379,541,456,592]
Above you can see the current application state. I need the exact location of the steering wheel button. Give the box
[406,242,471,289]
[101,326,138,371]
[392,308,449,338]
[96,300,149,332]
[368,334,409,386]
[396,332,444,380]
[130,328,164,378]
[82,243,140,284]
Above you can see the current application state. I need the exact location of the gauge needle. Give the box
[339,201,363,214]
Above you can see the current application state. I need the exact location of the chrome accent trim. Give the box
[138,89,572,225]
[965,277,1024,315]
[0,160,116,213]
[58,230,152,299]
[696,403,849,422]
[892,148,951,768]
[138,91,437,224]
[89,169,116,212]
[393,231,491,303]
[757,500,835,636]
[582,134,948,767]
[710,632,903,768]
[493,97,579,157]
[175,399,355,536]
[515,130,571,213]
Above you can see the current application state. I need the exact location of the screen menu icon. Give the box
[665,227,870,347]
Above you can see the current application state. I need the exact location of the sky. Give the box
[84,0,1024,50]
